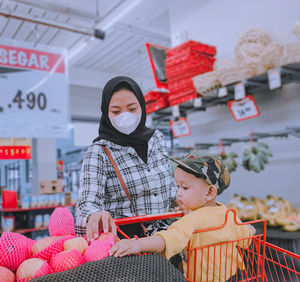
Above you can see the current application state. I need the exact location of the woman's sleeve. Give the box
[75,144,107,236]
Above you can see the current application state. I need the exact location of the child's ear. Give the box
[207,185,217,200]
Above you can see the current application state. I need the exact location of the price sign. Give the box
[169,117,192,138]
[234,82,246,100]
[227,95,260,121]
[0,40,70,138]
[268,68,281,90]
[193,97,202,108]
[172,105,180,118]
[218,87,228,97]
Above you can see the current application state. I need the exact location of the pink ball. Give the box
[84,239,114,262]
[48,207,76,237]
[50,249,86,273]
[0,232,35,271]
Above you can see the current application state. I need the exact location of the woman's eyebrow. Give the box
[109,105,121,108]
[127,102,138,107]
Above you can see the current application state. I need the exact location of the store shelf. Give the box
[151,63,300,124]
[0,204,75,213]
[14,226,49,234]
[253,223,300,240]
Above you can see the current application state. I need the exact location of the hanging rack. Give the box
[169,126,300,154]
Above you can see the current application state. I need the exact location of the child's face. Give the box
[175,167,211,211]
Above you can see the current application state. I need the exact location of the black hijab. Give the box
[93,76,155,163]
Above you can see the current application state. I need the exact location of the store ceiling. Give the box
[0,0,171,90]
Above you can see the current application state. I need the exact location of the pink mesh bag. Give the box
[50,249,86,273]
[32,235,74,261]
[84,238,115,262]
[48,207,76,237]
[16,260,52,282]
[0,232,36,271]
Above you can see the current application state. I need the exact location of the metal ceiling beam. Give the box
[0,10,105,39]
[67,0,147,65]
[7,0,100,21]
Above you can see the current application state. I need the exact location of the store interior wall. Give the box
[69,85,101,118]
[169,0,300,57]
[169,0,300,206]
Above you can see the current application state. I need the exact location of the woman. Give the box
[75,76,177,242]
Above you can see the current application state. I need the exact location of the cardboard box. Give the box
[65,192,71,205]
[39,180,63,194]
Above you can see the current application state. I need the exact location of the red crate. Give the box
[166,61,214,76]
[168,78,195,92]
[146,99,169,114]
[144,90,169,104]
[169,88,197,99]
[166,66,214,83]
[165,52,216,68]
[168,91,198,106]
[166,40,217,57]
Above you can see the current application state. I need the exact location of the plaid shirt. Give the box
[75,130,177,236]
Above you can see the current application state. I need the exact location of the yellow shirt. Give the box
[155,203,252,282]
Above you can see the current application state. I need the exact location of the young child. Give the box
[109,152,253,281]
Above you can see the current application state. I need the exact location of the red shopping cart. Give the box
[114,209,300,282]
[33,210,300,282]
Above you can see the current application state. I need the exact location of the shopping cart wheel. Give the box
[32,253,187,282]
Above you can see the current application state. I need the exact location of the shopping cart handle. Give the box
[114,211,184,226]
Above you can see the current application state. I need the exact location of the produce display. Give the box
[0,207,119,281]
[219,151,238,172]
[227,194,300,231]
[242,142,273,173]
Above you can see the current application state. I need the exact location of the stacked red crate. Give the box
[145,90,169,114]
[165,40,216,106]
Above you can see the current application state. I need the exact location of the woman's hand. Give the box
[109,239,141,257]
[86,211,117,242]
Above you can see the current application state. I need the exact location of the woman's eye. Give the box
[129,108,137,112]
[182,186,188,190]
[111,111,120,114]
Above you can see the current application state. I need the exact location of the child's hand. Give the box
[109,239,141,257]
[175,199,190,215]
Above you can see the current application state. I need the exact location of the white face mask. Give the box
[110,112,141,135]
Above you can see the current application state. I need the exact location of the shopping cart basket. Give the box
[32,209,300,282]
[115,209,300,282]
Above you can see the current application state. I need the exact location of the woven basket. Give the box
[235,28,273,62]
[32,254,187,282]
[216,59,256,86]
[280,42,300,65]
[192,70,221,96]
[293,22,300,40]
[258,41,283,74]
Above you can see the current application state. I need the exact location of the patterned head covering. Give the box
[171,152,230,195]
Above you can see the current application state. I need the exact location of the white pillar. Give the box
[31,138,57,194]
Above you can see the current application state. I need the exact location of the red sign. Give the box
[227,95,260,121]
[169,117,192,138]
[0,44,65,73]
[0,146,31,159]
